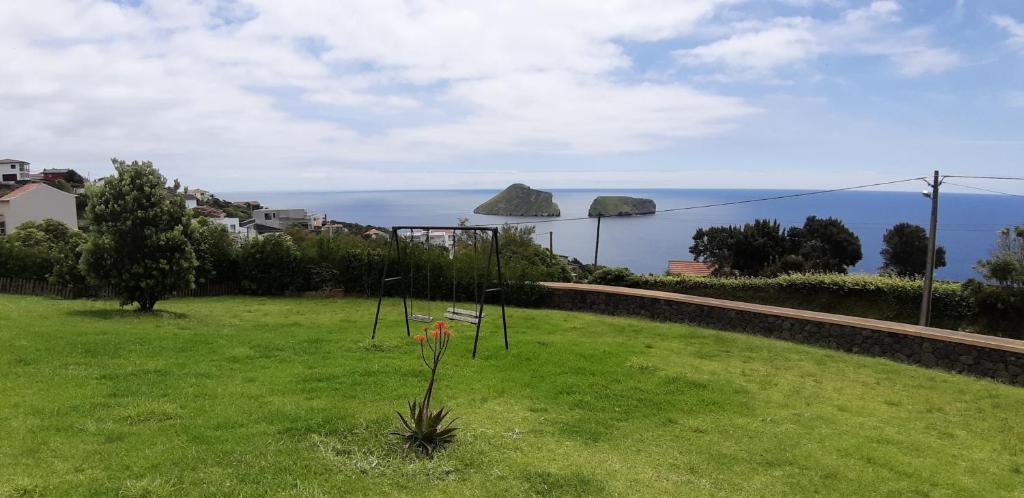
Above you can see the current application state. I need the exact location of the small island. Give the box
[588,196,656,217]
[474,183,561,217]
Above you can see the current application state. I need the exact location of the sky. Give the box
[1,0,1022,193]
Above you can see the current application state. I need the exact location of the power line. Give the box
[474,176,926,227]
[943,181,1024,197]
[944,175,1024,181]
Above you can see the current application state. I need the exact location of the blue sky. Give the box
[1,0,1022,193]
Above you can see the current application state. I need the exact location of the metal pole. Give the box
[494,228,509,351]
[918,170,940,327]
[593,216,602,267]
[400,230,411,336]
[370,231,394,340]
[473,233,494,358]
[549,231,553,254]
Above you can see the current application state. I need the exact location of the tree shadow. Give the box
[66,308,190,320]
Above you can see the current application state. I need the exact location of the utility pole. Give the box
[593,216,602,267]
[548,231,553,254]
[919,170,941,327]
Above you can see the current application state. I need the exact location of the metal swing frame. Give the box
[371,226,509,358]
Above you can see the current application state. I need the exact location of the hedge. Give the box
[594,272,1022,338]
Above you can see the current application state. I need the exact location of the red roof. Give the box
[194,205,226,218]
[0,183,43,201]
[667,260,715,277]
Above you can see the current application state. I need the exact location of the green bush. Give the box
[239,234,302,295]
[0,219,87,290]
[588,267,634,286]
[620,273,975,331]
[962,280,1024,339]
[286,225,569,307]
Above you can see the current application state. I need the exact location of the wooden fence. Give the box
[0,277,75,299]
[0,277,239,300]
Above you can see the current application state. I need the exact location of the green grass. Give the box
[1,295,1023,497]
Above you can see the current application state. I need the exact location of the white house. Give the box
[213,217,242,237]
[0,159,31,185]
[251,208,311,230]
[0,183,78,234]
[184,194,198,209]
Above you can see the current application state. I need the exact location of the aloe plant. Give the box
[393,321,459,456]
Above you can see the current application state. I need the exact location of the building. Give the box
[41,168,72,182]
[240,218,282,238]
[405,228,454,248]
[213,217,242,236]
[188,188,213,202]
[0,159,30,185]
[667,260,715,277]
[251,208,311,230]
[184,194,199,209]
[0,183,78,234]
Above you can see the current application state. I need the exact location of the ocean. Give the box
[222,189,1024,281]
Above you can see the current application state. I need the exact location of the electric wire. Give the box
[475,176,927,227]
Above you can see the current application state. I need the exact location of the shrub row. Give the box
[589,270,1022,338]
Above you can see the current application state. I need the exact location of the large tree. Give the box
[880,222,946,278]
[786,216,863,273]
[691,219,787,276]
[81,159,196,311]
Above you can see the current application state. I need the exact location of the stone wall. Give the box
[541,283,1024,386]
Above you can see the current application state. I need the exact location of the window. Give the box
[0,221,5,236]
[2,174,16,182]
[9,165,14,169]
[264,213,272,220]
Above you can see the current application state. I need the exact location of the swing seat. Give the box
[445,307,483,324]
[444,313,479,325]
[409,313,433,323]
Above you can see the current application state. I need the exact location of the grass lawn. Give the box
[2,295,1023,497]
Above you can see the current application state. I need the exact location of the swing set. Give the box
[371,226,509,358]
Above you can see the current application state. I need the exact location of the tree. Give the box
[81,159,196,311]
[691,219,786,276]
[9,219,86,288]
[190,217,239,286]
[880,222,946,277]
[63,169,86,187]
[975,226,1024,287]
[785,216,863,273]
[239,233,301,295]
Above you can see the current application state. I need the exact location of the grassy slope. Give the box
[1,295,1023,497]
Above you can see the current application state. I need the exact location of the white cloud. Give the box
[888,46,961,76]
[0,0,762,189]
[676,18,820,75]
[993,15,1024,51]
[675,0,960,80]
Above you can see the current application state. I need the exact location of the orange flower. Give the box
[435,321,448,330]
[414,334,426,343]
[443,329,453,337]
[431,329,440,338]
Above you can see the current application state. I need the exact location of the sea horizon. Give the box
[219,188,1023,282]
